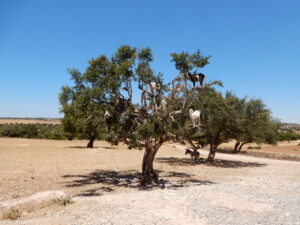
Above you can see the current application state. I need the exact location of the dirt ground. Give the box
[0,138,299,225]
[218,140,300,161]
[0,119,61,125]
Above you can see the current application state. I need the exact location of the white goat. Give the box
[104,110,112,132]
[172,83,183,96]
[160,99,167,116]
[150,82,159,91]
[189,109,201,127]
[104,110,111,119]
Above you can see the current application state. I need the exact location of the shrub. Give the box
[1,208,22,220]
[50,195,74,206]
[0,125,21,137]
[247,146,262,149]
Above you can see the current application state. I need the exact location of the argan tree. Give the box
[193,90,244,162]
[59,45,220,184]
[193,90,278,160]
[232,98,278,153]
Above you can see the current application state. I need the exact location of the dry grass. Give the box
[0,137,299,224]
[50,195,74,206]
[1,208,22,220]
[0,118,61,125]
[218,140,300,161]
[0,138,261,201]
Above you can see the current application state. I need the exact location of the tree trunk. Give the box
[87,136,96,148]
[237,142,246,152]
[233,141,240,153]
[140,145,159,185]
[67,135,73,141]
[207,143,218,163]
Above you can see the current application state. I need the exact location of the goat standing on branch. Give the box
[186,72,206,87]
[189,109,201,127]
[104,110,112,132]
[141,89,148,107]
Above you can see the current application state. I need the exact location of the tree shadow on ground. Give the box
[101,146,118,149]
[62,169,215,197]
[156,157,266,168]
[216,148,235,154]
[68,146,100,149]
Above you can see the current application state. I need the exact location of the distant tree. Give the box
[277,130,300,142]
[192,90,243,162]
[59,68,108,147]
[1,125,21,137]
[21,124,38,138]
[233,98,278,153]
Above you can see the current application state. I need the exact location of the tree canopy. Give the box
[59,45,277,184]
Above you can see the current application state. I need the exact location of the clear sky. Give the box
[0,0,299,123]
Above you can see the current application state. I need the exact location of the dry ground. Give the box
[0,138,299,225]
[218,140,300,161]
[0,119,61,125]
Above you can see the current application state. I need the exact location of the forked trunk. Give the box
[234,141,240,153]
[207,143,218,163]
[237,142,246,152]
[234,141,246,153]
[87,135,96,148]
[140,145,159,185]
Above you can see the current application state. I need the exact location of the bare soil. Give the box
[0,119,61,125]
[218,140,300,161]
[0,138,299,224]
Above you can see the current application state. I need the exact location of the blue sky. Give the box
[0,0,299,123]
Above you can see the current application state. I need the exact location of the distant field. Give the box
[0,118,61,125]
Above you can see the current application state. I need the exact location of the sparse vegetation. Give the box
[0,123,81,140]
[1,207,22,220]
[50,195,74,206]
[248,146,262,149]
[277,130,300,142]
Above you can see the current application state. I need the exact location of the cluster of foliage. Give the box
[0,123,68,140]
[191,90,278,156]
[277,130,300,142]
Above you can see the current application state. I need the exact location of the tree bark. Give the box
[140,144,159,185]
[237,142,246,152]
[87,135,96,148]
[207,143,218,163]
[234,142,246,153]
[67,135,73,141]
[234,141,240,153]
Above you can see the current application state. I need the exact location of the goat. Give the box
[150,82,157,91]
[160,99,167,116]
[141,89,148,106]
[172,83,183,97]
[189,109,201,127]
[104,110,112,132]
[185,148,200,164]
[186,72,205,87]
